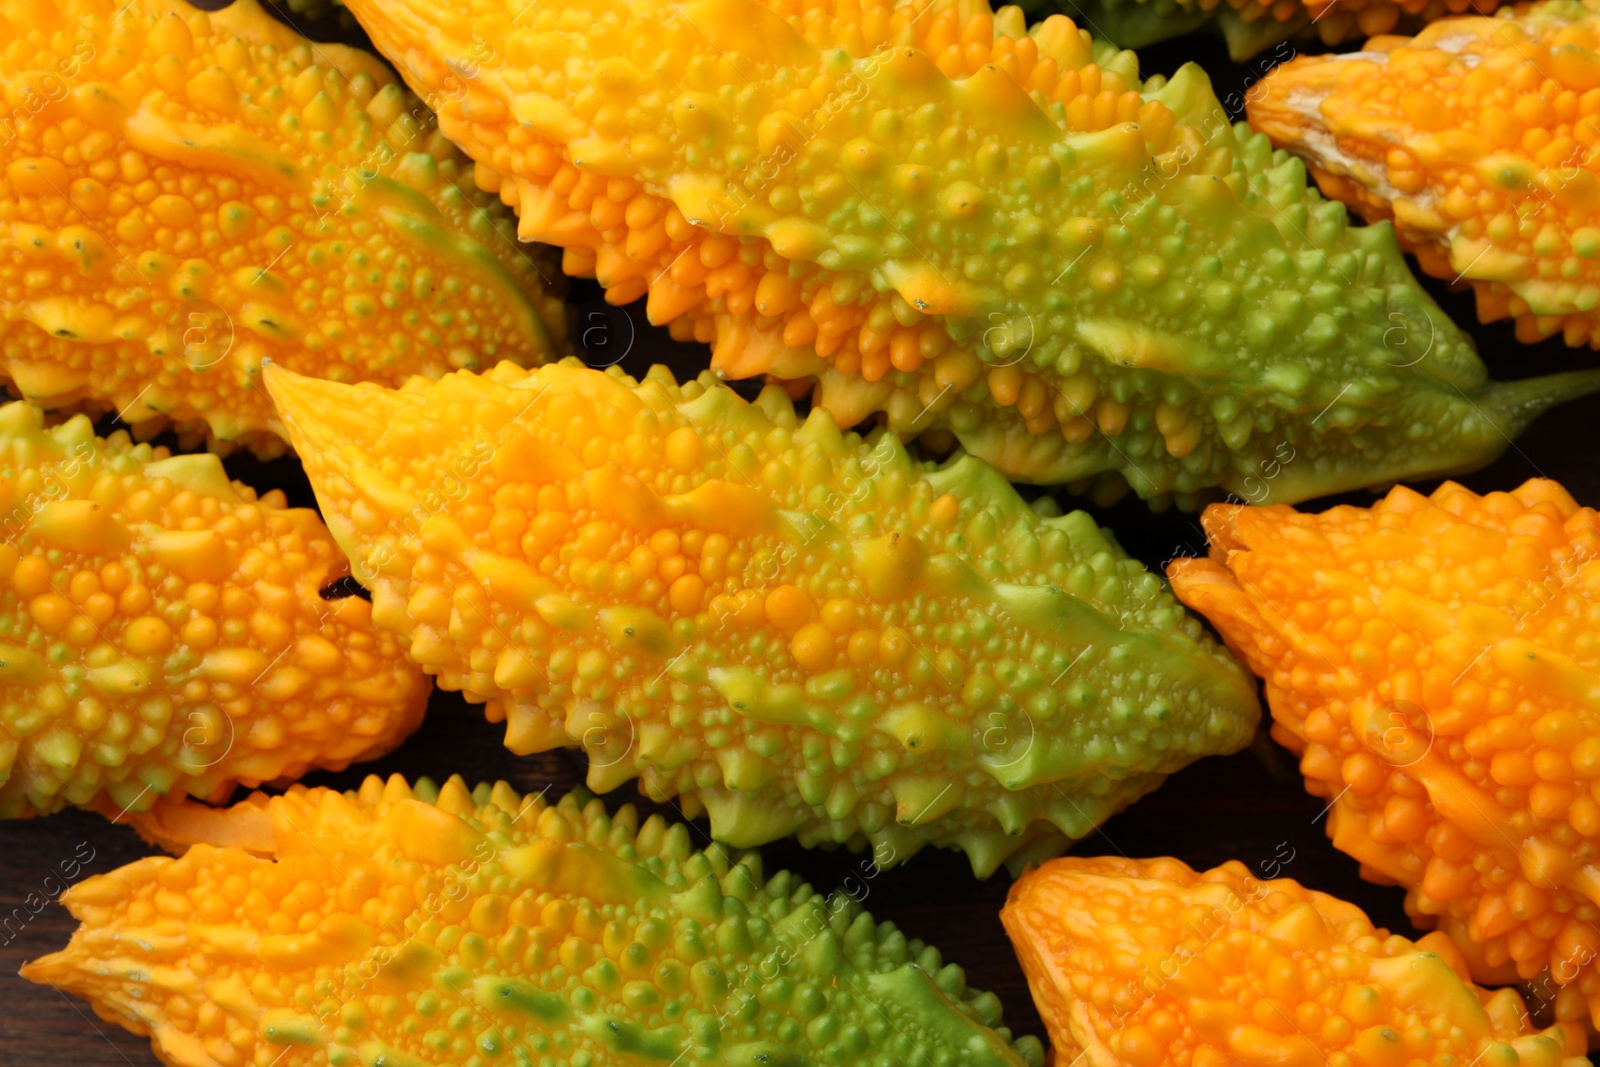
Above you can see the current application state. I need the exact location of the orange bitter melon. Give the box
[24,774,1048,1067]
[0,0,565,457]
[262,357,1260,875]
[1001,855,1590,1067]
[0,399,428,818]
[1169,479,1600,1030]
[1250,0,1600,349]
[334,0,1600,508]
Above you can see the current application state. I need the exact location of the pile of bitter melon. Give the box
[5,0,1600,1062]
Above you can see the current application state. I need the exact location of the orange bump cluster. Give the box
[0,400,428,818]
[24,775,1046,1067]
[0,0,565,457]
[263,358,1259,876]
[1250,1,1600,348]
[1002,855,1588,1067]
[1170,479,1600,1029]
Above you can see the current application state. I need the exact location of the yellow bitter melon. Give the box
[263,357,1260,876]
[338,0,1600,508]
[25,775,1048,1067]
[0,399,429,818]
[0,0,565,457]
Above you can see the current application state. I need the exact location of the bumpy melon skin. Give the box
[1001,855,1589,1066]
[337,0,1598,509]
[0,400,429,818]
[263,358,1260,876]
[1170,480,1600,1036]
[1251,1,1600,350]
[24,775,1048,1067]
[0,0,566,458]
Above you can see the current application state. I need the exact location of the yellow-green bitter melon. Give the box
[337,0,1600,508]
[264,358,1261,875]
[26,775,1048,1067]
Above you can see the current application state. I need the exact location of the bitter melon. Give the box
[263,358,1260,875]
[337,0,1600,508]
[1002,855,1590,1067]
[1250,0,1600,349]
[1169,479,1600,1030]
[0,399,429,818]
[0,0,565,457]
[24,774,1048,1067]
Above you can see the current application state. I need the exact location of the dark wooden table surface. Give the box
[5,7,1600,1065]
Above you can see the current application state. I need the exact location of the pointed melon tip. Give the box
[1480,369,1600,437]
